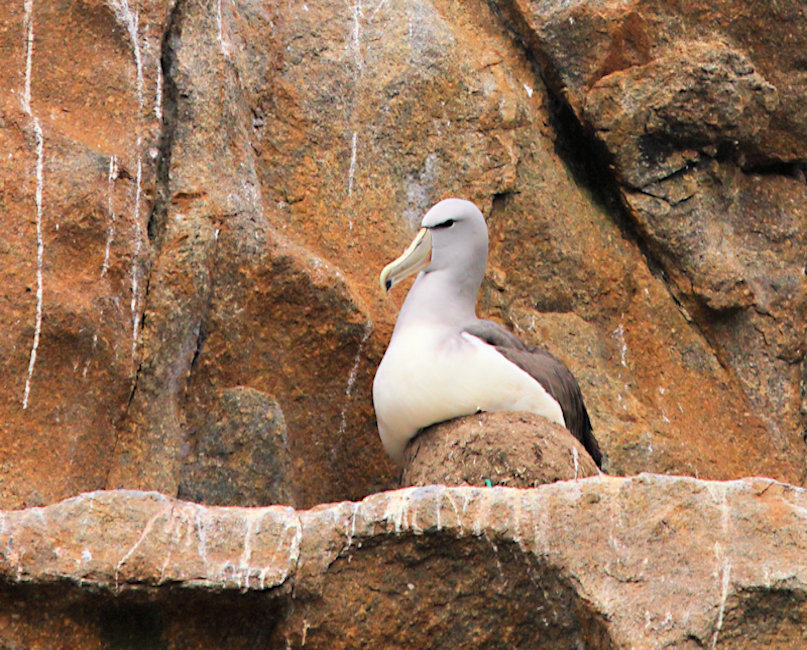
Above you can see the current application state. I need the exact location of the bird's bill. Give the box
[379,227,433,292]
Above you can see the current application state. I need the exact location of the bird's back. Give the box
[464,320,602,468]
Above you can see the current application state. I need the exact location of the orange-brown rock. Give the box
[0,0,804,515]
[496,0,807,485]
[402,411,600,488]
[1,477,807,648]
[178,386,293,506]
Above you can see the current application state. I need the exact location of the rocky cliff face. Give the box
[0,0,805,645]
[2,0,804,510]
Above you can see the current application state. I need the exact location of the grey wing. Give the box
[463,319,530,350]
[464,320,603,469]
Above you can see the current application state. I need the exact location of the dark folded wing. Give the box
[464,320,602,468]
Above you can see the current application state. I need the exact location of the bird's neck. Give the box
[394,268,480,331]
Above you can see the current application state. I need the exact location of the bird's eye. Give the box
[432,219,455,230]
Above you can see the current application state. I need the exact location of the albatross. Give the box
[373,198,602,468]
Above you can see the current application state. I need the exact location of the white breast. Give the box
[372,326,565,463]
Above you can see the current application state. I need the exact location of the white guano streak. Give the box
[350,0,363,73]
[346,1,362,202]
[106,0,143,108]
[101,155,118,277]
[142,37,161,120]
[216,0,231,58]
[22,119,44,410]
[336,325,372,438]
[613,320,628,367]
[21,0,44,410]
[22,0,34,113]
[347,131,358,198]
[131,143,142,361]
[105,0,146,363]
[154,55,162,119]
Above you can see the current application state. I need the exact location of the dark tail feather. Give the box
[577,408,602,469]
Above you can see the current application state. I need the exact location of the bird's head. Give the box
[380,199,488,292]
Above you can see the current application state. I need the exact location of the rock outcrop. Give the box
[1,476,806,648]
[494,0,807,483]
[402,411,600,488]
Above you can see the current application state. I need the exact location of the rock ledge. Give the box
[1,475,806,648]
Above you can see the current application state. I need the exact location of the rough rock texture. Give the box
[402,411,600,488]
[178,387,293,506]
[0,0,805,508]
[495,0,807,482]
[1,476,807,648]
